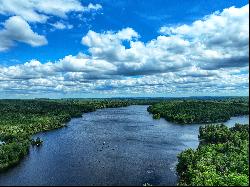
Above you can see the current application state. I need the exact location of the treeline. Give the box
[147,100,249,124]
[0,99,160,171]
[176,124,249,186]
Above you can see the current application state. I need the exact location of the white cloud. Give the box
[50,21,73,30]
[160,4,249,70]
[82,28,139,47]
[81,28,191,75]
[0,0,102,51]
[55,53,117,74]
[0,59,248,97]
[0,53,248,97]
[83,3,102,12]
[0,0,102,23]
[0,16,47,51]
[0,4,248,97]
[79,4,248,76]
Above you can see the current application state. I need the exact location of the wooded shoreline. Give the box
[0,97,249,186]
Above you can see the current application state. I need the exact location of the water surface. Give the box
[0,105,248,186]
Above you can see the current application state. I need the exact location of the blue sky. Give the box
[0,0,249,98]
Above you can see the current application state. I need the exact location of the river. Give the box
[0,105,248,186]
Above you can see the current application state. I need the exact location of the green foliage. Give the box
[147,99,249,124]
[152,113,161,119]
[176,124,249,186]
[0,141,29,170]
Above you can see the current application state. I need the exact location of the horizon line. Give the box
[0,95,249,100]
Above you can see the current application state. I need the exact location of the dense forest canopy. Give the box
[177,124,249,186]
[147,99,249,124]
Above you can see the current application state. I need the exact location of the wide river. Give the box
[0,105,249,186]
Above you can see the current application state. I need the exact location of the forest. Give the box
[147,99,249,124]
[176,124,249,186]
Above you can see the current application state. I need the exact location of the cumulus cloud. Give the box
[55,53,117,75]
[0,4,249,97]
[81,28,140,63]
[160,4,249,70]
[0,0,102,51]
[0,59,248,97]
[81,28,190,75]
[0,16,47,51]
[0,0,102,23]
[79,4,249,76]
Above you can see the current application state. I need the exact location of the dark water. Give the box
[0,106,249,186]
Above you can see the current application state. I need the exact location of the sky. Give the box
[0,0,249,98]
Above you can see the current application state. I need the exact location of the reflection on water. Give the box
[0,106,248,186]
